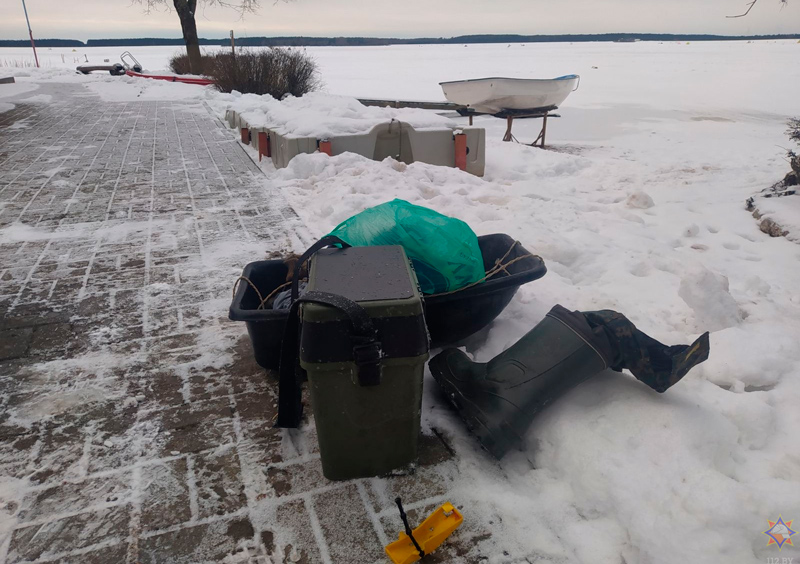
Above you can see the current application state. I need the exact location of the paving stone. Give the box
[17,473,131,523]
[132,368,188,410]
[155,397,236,456]
[234,391,283,461]
[264,499,324,563]
[140,458,192,532]
[365,433,458,513]
[85,408,145,475]
[0,430,37,479]
[28,322,78,359]
[26,423,87,486]
[7,506,130,563]
[48,542,129,564]
[313,483,385,563]
[188,368,232,402]
[264,457,328,499]
[193,448,247,519]
[0,327,32,360]
[138,516,255,564]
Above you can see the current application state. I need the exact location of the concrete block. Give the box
[238,116,486,176]
[224,109,236,128]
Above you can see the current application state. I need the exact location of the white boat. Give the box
[439,75,580,115]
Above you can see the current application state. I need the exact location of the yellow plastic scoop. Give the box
[385,499,464,564]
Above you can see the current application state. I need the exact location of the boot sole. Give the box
[430,363,521,460]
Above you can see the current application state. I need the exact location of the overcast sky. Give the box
[1,0,798,40]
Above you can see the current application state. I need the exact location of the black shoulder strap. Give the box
[275,290,383,429]
[290,235,351,302]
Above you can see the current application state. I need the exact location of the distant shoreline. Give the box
[1,33,799,49]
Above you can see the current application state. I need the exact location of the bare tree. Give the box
[133,0,282,74]
[727,0,788,18]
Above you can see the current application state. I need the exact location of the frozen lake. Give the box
[2,40,798,112]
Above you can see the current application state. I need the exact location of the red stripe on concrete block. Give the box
[258,131,269,161]
[454,133,467,171]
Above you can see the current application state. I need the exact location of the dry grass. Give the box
[788,118,800,146]
[0,58,48,68]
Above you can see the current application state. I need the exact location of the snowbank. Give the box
[263,130,800,562]
[1,66,214,103]
[85,74,213,102]
[218,91,456,138]
[751,193,800,243]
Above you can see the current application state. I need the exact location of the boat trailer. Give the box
[358,98,560,148]
[497,106,560,148]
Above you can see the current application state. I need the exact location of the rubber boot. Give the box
[430,304,710,459]
[430,305,611,459]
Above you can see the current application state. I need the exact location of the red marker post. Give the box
[21,0,40,69]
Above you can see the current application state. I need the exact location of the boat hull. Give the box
[440,75,579,114]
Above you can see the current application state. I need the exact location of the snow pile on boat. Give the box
[216,91,457,138]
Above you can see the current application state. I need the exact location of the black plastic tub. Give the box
[229,233,546,370]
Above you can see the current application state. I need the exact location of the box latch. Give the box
[352,339,383,386]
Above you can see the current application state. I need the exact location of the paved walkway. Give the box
[0,84,477,563]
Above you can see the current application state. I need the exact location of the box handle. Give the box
[290,235,351,302]
[276,290,383,429]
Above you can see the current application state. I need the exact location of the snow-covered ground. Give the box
[220,91,457,137]
[2,41,800,562]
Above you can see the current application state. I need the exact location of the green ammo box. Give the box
[300,245,430,481]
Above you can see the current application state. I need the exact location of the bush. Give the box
[788,118,800,146]
[168,51,215,75]
[209,48,320,98]
[785,119,800,184]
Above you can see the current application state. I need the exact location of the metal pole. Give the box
[21,0,40,68]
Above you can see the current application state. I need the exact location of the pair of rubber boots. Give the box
[429,304,710,459]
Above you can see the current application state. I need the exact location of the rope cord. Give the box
[231,276,306,310]
[232,276,264,305]
[428,240,536,298]
[232,240,536,307]
[257,280,292,309]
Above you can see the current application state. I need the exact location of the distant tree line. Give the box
[1,33,799,49]
[0,39,84,47]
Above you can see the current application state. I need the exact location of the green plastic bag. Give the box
[327,199,484,295]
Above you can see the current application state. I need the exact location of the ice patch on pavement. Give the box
[4,352,135,427]
[0,80,39,103]
[0,220,165,244]
[19,93,52,104]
